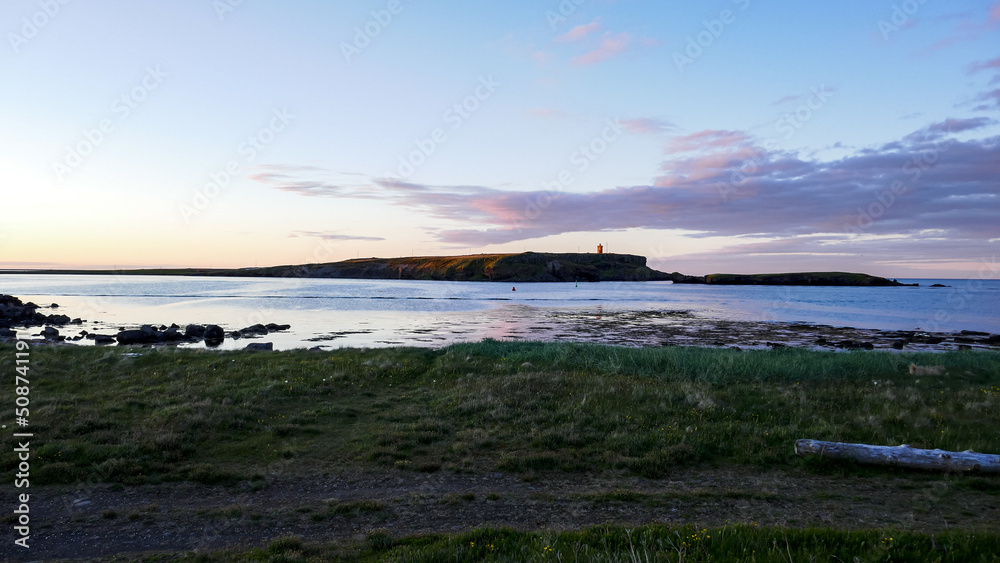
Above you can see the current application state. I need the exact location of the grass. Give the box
[98,524,1000,561]
[2,341,999,486]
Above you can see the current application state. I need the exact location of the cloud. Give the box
[571,32,631,66]
[969,55,1000,74]
[289,231,385,242]
[259,119,1000,268]
[666,129,753,153]
[621,118,674,135]
[526,107,574,120]
[921,2,1000,54]
[771,95,800,106]
[554,19,602,43]
[974,88,1000,111]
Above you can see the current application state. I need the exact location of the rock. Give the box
[245,342,273,352]
[41,326,60,339]
[71,318,83,324]
[240,324,269,335]
[161,326,181,341]
[0,328,16,339]
[93,334,117,345]
[958,344,972,350]
[815,338,829,345]
[266,323,291,331]
[929,283,949,288]
[960,330,989,336]
[185,324,206,338]
[50,303,59,308]
[891,340,907,350]
[766,342,787,348]
[954,336,976,343]
[204,324,225,346]
[47,314,71,325]
[116,330,157,345]
[990,335,1000,343]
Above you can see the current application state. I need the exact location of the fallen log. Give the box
[794,439,1000,474]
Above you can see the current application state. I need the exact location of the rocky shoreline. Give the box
[2,293,998,352]
[0,294,290,351]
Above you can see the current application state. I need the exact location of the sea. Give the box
[1,274,998,350]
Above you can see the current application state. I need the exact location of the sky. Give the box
[1,0,998,278]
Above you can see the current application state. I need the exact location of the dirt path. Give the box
[6,468,999,561]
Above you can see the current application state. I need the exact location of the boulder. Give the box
[266,323,291,331]
[185,324,206,338]
[47,314,71,325]
[93,334,117,345]
[240,324,269,335]
[204,324,225,346]
[0,327,16,339]
[245,342,274,352]
[117,330,157,345]
[41,327,60,339]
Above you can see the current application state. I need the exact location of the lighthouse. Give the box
[597,244,603,254]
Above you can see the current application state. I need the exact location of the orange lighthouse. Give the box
[597,244,603,254]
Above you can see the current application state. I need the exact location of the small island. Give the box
[5,251,917,286]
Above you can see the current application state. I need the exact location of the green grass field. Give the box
[3,341,999,485]
[3,341,1000,561]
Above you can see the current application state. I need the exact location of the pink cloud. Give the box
[969,56,1000,74]
[666,130,753,153]
[921,1,1000,54]
[532,51,555,65]
[571,32,632,66]
[621,118,674,135]
[554,20,602,43]
[772,95,799,106]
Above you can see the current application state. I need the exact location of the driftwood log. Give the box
[795,439,1000,474]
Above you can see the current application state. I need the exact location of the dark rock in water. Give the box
[93,334,116,345]
[815,338,829,345]
[41,326,60,339]
[961,330,989,336]
[954,336,976,343]
[162,326,181,341]
[0,327,17,339]
[988,334,1000,343]
[891,340,907,350]
[204,325,225,346]
[47,314,71,325]
[958,344,972,350]
[185,324,206,338]
[266,323,291,331]
[245,342,273,351]
[912,335,944,344]
[929,283,949,288]
[71,318,82,324]
[117,330,157,345]
[766,342,787,348]
[169,323,180,329]
[239,324,269,336]
[140,324,156,336]
[50,303,59,308]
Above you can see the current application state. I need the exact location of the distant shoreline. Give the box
[0,252,917,286]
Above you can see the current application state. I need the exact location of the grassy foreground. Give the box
[2,341,1000,486]
[100,525,1000,562]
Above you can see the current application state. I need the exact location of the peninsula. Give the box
[5,252,916,285]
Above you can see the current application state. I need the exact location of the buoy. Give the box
[512,287,516,291]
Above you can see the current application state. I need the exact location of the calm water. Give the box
[1,275,998,350]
